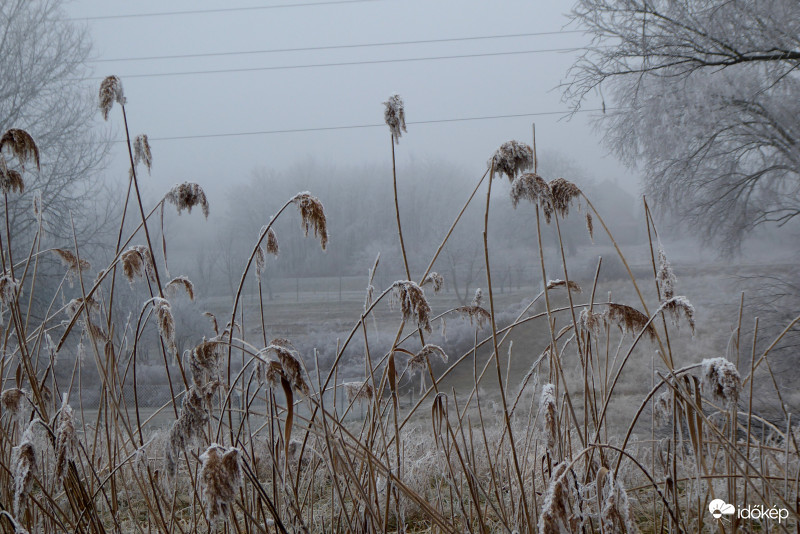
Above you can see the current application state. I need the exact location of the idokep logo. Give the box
[709,499,790,524]
[708,499,735,519]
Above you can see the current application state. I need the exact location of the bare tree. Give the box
[565,0,800,254]
[0,0,109,253]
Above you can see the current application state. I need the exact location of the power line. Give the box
[67,0,387,21]
[91,30,584,63]
[89,47,586,80]
[119,108,603,143]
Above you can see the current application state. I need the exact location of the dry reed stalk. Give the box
[606,303,656,341]
[421,271,444,294]
[546,279,582,292]
[701,357,741,409]
[490,140,533,181]
[0,129,40,171]
[383,94,407,143]
[390,280,432,333]
[99,75,126,120]
[198,444,242,527]
[54,394,76,484]
[132,134,152,173]
[291,192,328,249]
[166,275,194,300]
[165,182,209,218]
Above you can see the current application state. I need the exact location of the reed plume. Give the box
[199,444,242,528]
[263,226,279,256]
[12,421,40,515]
[2,388,30,425]
[547,279,582,292]
[149,297,177,357]
[65,297,99,320]
[165,182,209,218]
[166,382,219,479]
[407,344,448,371]
[653,390,671,428]
[548,177,582,219]
[421,272,444,294]
[166,275,194,300]
[579,307,604,336]
[600,471,639,534]
[54,394,76,484]
[189,340,223,388]
[133,134,152,173]
[343,381,374,403]
[657,295,695,334]
[606,303,656,341]
[656,243,676,299]
[538,462,579,533]
[701,357,741,409]
[390,280,432,333]
[99,75,125,120]
[490,140,533,181]
[0,129,40,171]
[510,172,553,220]
[261,341,309,395]
[453,289,490,329]
[383,93,407,143]
[539,383,558,453]
[291,192,328,250]
[0,163,24,194]
[121,245,155,284]
[53,249,90,287]
[0,274,20,306]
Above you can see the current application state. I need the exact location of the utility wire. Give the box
[116,108,605,143]
[91,31,585,63]
[67,0,388,21]
[88,47,586,80]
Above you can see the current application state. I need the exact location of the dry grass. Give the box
[0,84,796,534]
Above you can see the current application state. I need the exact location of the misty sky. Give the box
[65,0,636,200]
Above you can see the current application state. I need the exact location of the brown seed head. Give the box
[600,471,639,534]
[121,245,155,284]
[658,295,695,334]
[490,140,533,181]
[546,279,582,293]
[390,280,432,333]
[166,275,194,300]
[0,159,24,195]
[0,129,40,171]
[0,274,20,306]
[291,192,328,250]
[343,381,374,403]
[540,383,558,452]
[150,298,177,357]
[606,303,656,341]
[199,444,242,526]
[133,134,153,173]
[656,244,677,299]
[510,172,554,220]
[383,93,407,143]
[421,272,444,294]
[165,182,209,218]
[548,178,582,219]
[701,357,741,409]
[189,340,223,388]
[453,305,491,329]
[261,343,309,395]
[54,395,76,484]
[99,75,125,120]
